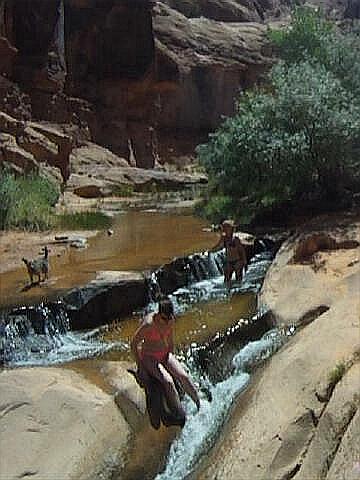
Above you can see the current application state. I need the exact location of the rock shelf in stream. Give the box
[63,271,148,330]
[189,308,278,383]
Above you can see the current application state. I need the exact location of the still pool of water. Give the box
[0,211,218,308]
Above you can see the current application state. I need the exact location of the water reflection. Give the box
[0,211,218,308]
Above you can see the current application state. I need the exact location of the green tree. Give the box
[198,9,360,222]
[269,7,360,97]
[198,62,360,220]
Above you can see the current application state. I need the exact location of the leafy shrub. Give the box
[197,194,235,223]
[268,7,334,65]
[328,361,346,387]
[0,171,59,230]
[269,6,360,97]
[199,62,360,211]
[198,9,360,223]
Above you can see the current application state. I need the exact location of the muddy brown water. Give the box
[0,211,218,309]
[1,210,261,480]
[98,292,256,362]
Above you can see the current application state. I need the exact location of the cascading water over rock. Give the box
[0,301,124,366]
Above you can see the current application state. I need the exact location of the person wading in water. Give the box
[210,219,247,287]
[131,297,200,424]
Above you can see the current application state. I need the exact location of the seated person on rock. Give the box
[131,297,200,422]
[210,219,247,287]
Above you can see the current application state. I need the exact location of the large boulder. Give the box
[0,367,131,480]
[101,361,148,430]
[63,271,149,330]
[259,227,360,326]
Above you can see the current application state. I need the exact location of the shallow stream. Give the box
[0,210,290,479]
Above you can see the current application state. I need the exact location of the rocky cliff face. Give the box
[0,0,357,182]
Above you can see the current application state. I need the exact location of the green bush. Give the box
[56,211,112,230]
[269,6,360,97]
[198,9,360,223]
[197,194,235,223]
[0,171,59,230]
[328,361,346,387]
[199,63,360,211]
[268,7,334,65]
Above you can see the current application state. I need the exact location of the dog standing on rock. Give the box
[22,246,49,284]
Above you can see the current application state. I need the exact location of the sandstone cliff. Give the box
[0,0,358,190]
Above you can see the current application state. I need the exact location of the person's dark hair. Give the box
[158,297,174,319]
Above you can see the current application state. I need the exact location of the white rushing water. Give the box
[1,303,127,367]
[147,251,273,316]
[156,328,291,480]
[5,330,127,367]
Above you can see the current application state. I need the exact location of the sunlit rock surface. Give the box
[199,216,360,480]
[0,367,131,480]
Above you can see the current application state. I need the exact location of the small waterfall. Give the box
[1,301,125,366]
[167,250,271,316]
[147,250,225,312]
[1,240,275,367]
[156,326,295,480]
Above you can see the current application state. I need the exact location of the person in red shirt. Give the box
[131,297,200,421]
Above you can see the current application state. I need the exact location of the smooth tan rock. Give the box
[199,220,360,480]
[294,364,360,480]
[0,367,131,480]
[100,361,147,430]
[267,410,315,480]
[326,408,360,480]
[70,142,129,173]
[259,229,360,327]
